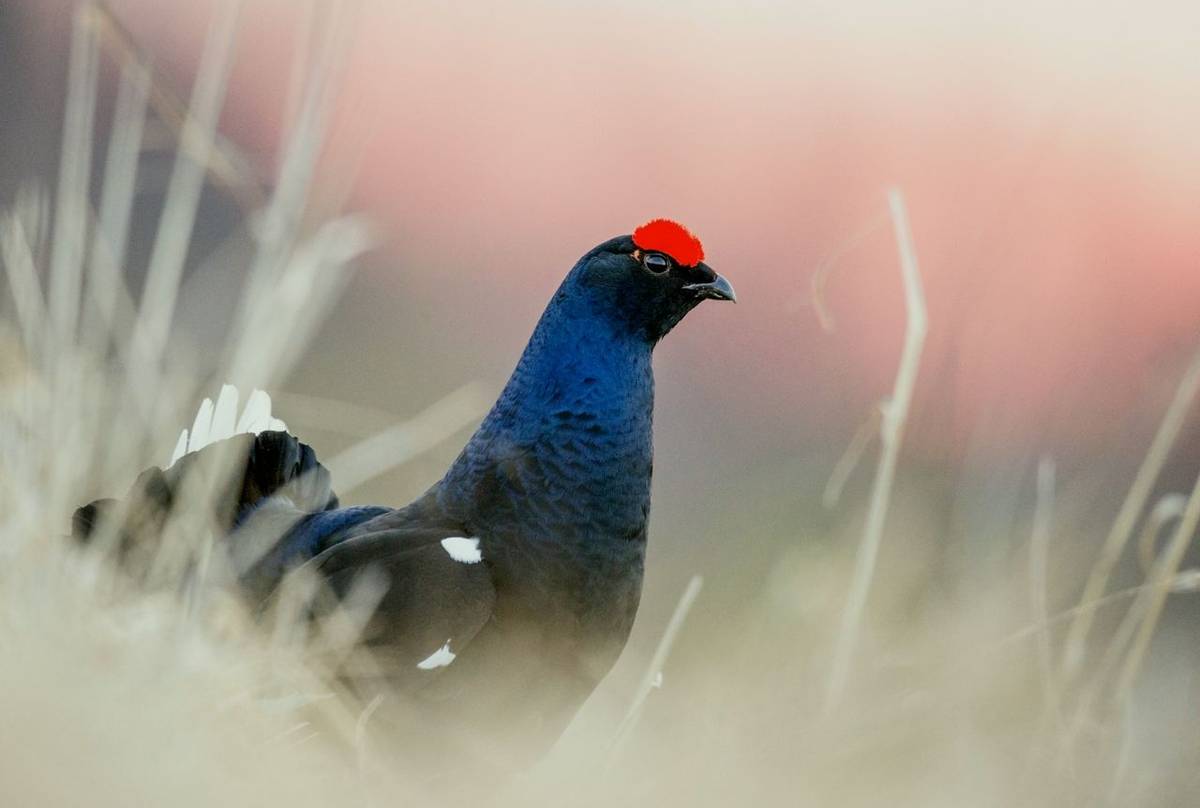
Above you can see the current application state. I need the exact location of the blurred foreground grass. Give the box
[2,4,1200,806]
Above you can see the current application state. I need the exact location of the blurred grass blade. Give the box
[128,0,241,385]
[606,574,703,766]
[1112,468,1200,701]
[825,187,928,711]
[2,204,49,356]
[225,1,355,390]
[325,382,493,494]
[1062,344,1200,680]
[84,43,151,352]
[823,405,881,509]
[48,4,99,347]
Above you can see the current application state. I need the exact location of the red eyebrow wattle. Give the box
[632,219,704,267]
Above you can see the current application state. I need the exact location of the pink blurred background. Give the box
[5,0,1200,548]
[97,1,1200,456]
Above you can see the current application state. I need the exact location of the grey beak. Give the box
[683,273,737,303]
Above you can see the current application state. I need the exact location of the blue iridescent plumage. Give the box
[74,223,735,770]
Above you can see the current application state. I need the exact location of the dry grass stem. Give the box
[607,574,704,766]
[1062,344,1200,679]
[825,187,928,711]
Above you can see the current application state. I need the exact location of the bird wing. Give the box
[169,430,498,688]
[297,514,497,692]
[223,439,498,692]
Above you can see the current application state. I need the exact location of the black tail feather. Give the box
[72,431,337,566]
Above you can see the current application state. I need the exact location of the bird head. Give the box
[567,219,736,344]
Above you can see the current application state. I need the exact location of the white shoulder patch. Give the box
[440,536,483,564]
[168,385,288,468]
[417,639,456,670]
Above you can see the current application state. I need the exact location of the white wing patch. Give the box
[168,385,289,468]
[416,639,456,670]
[440,537,482,564]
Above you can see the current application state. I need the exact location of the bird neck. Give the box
[496,289,655,432]
[442,284,656,540]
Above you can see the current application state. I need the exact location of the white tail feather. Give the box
[168,385,285,467]
[187,398,215,452]
[169,429,190,466]
[236,388,273,434]
[210,383,239,442]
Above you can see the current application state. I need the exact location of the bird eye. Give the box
[642,252,671,274]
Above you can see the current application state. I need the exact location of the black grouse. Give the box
[74,218,736,769]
